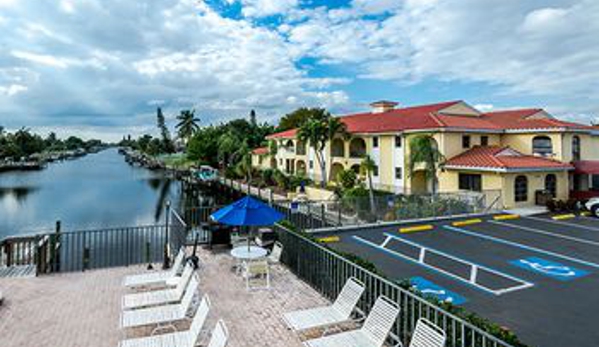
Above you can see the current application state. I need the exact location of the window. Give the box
[459,174,482,192]
[309,160,313,169]
[545,174,557,197]
[572,136,581,161]
[395,167,402,180]
[592,175,599,190]
[462,135,471,149]
[532,136,552,157]
[395,136,402,147]
[515,175,528,202]
[373,137,379,148]
[279,158,283,166]
[481,136,489,146]
[373,165,379,177]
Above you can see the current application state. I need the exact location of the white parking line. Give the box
[524,216,599,232]
[489,220,599,247]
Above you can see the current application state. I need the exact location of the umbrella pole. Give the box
[247,226,251,252]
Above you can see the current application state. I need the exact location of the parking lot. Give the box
[321,213,599,347]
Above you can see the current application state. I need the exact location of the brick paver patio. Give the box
[0,246,330,347]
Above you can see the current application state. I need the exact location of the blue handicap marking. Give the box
[510,256,590,281]
[410,277,466,305]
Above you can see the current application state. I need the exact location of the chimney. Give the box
[370,100,399,114]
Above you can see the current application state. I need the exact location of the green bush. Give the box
[337,169,357,190]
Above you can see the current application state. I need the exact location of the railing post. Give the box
[53,220,61,272]
[163,201,171,269]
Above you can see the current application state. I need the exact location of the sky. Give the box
[0,0,598,141]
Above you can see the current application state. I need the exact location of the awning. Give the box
[574,161,599,174]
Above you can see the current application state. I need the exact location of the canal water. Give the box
[0,148,185,239]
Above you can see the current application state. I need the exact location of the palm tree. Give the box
[297,109,347,187]
[176,109,200,144]
[407,134,445,194]
[360,155,377,215]
[234,141,253,182]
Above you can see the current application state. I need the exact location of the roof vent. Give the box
[370,100,398,114]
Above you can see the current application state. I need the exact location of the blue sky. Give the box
[0,0,597,140]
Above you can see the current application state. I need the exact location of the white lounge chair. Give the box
[242,260,270,290]
[407,318,446,347]
[303,296,400,347]
[122,263,194,310]
[207,320,229,347]
[121,274,200,329]
[123,248,186,288]
[118,294,211,347]
[267,241,283,264]
[283,277,365,332]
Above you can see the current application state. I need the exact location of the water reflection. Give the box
[0,149,184,238]
[0,186,39,203]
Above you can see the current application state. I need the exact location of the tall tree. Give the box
[175,109,200,144]
[278,107,313,131]
[249,109,257,127]
[156,107,175,154]
[297,109,347,187]
[360,155,377,215]
[407,134,445,194]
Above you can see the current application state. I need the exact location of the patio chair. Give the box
[283,277,365,332]
[122,263,194,310]
[120,274,200,329]
[123,248,186,288]
[207,320,229,347]
[118,294,211,347]
[303,296,400,347]
[242,260,270,290]
[407,318,446,347]
[267,241,283,264]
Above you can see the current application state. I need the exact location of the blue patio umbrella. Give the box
[211,196,284,226]
[210,196,284,251]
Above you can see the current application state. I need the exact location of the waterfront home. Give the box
[252,100,599,208]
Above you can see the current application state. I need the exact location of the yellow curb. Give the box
[493,214,521,221]
[452,218,482,227]
[581,211,591,217]
[317,236,340,243]
[399,225,434,234]
[552,214,576,220]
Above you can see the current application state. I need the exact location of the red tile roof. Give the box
[266,128,297,139]
[445,146,572,171]
[265,101,592,139]
[251,147,269,155]
[574,161,599,174]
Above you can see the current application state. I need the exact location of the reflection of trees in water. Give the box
[0,186,39,203]
[153,178,172,222]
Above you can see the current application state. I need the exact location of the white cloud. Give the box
[240,0,298,17]
[0,84,27,96]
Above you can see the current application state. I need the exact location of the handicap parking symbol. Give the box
[510,256,590,281]
[410,277,466,305]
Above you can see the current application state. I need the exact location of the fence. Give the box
[1,208,188,274]
[276,224,516,347]
[218,177,502,227]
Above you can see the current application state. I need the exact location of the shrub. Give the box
[337,169,357,190]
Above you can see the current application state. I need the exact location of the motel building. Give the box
[252,100,599,209]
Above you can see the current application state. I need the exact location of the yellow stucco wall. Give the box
[501,133,564,160]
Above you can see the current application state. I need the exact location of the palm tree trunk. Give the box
[316,151,327,188]
[368,173,376,215]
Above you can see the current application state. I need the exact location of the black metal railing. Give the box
[1,208,188,274]
[276,224,515,347]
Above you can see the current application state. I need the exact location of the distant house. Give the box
[253,100,599,208]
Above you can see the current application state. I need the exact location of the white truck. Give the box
[586,197,599,217]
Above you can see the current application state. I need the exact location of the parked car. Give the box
[586,197,599,217]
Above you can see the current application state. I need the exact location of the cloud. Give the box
[240,0,298,17]
[0,0,349,139]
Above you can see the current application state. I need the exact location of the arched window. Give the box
[331,139,345,157]
[284,140,294,152]
[296,140,307,155]
[572,136,581,161]
[515,175,528,202]
[532,136,552,157]
[545,174,557,198]
[349,138,367,158]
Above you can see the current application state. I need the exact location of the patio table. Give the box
[230,246,268,260]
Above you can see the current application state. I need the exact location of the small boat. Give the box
[196,165,218,182]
